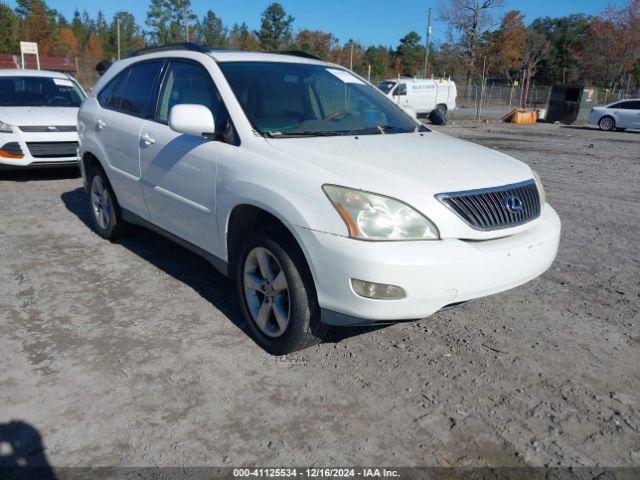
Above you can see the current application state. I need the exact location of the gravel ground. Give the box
[1,121,639,471]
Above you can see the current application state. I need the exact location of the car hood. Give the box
[0,107,78,126]
[266,130,533,196]
[265,130,537,239]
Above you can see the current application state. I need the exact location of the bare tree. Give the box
[520,28,549,107]
[439,0,504,93]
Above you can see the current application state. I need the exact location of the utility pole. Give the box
[350,41,354,70]
[117,18,121,60]
[184,6,190,42]
[424,8,432,78]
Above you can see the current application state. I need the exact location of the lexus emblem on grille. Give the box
[504,195,524,213]
[47,126,59,131]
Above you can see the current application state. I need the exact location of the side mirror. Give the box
[402,105,418,120]
[169,104,215,137]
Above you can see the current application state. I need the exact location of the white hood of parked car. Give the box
[266,130,534,198]
[0,107,78,126]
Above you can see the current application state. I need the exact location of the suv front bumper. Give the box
[296,204,561,326]
[0,131,79,169]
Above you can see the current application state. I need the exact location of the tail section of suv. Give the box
[78,44,561,355]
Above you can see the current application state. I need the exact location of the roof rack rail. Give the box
[278,50,322,61]
[125,42,209,58]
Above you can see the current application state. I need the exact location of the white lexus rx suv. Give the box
[0,69,86,169]
[77,43,561,355]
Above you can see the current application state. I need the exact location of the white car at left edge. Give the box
[0,69,86,170]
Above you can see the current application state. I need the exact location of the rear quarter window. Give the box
[97,75,120,107]
[119,61,163,117]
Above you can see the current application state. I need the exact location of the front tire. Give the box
[598,116,615,131]
[87,165,126,239]
[435,104,448,116]
[236,228,325,355]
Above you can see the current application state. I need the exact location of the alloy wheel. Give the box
[91,175,111,230]
[599,117,614,131]
[243,246,290,338]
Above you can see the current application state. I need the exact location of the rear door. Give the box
[138,58,237,255]
[94,60,164,217]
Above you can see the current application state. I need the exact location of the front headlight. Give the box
[531,169,546,206]
[0,120,13,133]
[323,185,439,241]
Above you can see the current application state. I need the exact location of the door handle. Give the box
[141,132,156,145]
[96,118,106,130]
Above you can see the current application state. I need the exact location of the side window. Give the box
[620,101,640,110]
[394,83,407,96]
[155,60,228,130]
[119,61,163,118]
[97,71,125,107]
[108,70,128,110]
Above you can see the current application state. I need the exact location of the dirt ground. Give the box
[1,121,639,471]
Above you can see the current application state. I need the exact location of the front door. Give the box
[392,83,408,107]
[139,59,234,256]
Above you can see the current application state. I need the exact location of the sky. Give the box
[5,0,628,46]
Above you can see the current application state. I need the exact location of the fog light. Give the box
[351,278,406,299]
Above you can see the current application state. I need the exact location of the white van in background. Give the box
[378,78,457,117]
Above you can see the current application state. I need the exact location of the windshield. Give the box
[0,76,85,107]
[218,62,419,137]
[377,81,396,94]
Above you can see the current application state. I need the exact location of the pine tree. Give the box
[0,2,19,53]
[197,10,227,49]
[146,0,197,45]
[257,3,294,51]
[396,31,425,77]
[105,12,144,59]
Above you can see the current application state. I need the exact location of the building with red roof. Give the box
[0,54,77,74]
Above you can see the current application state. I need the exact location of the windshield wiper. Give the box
[265,130,346,138]
[345,125,414,135]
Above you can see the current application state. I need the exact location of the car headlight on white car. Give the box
[323,185,439,240]
[531,169,546,206]
[0,120,13,133]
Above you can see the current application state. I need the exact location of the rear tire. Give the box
[435,104,448,116]
[87,164,126,239]
[236,227,325,355]
[598,116,615,131]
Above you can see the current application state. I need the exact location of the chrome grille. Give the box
[26,141,78,158]
[19,125,77,132]
[436,179,541,230]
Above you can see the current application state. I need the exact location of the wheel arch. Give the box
[82,150,103,174]
[81,150,123,208]
[225,203,318,286]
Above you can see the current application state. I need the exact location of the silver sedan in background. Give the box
[588,99,640,131]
